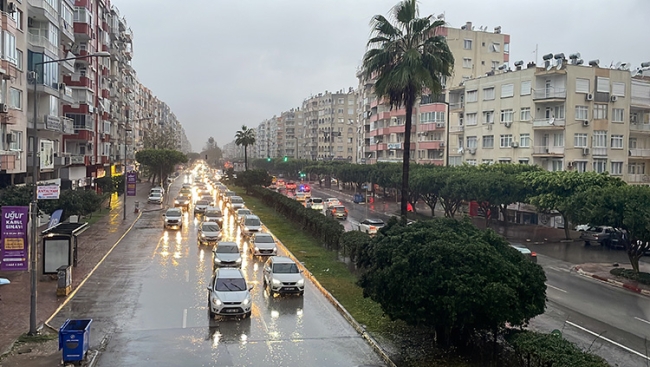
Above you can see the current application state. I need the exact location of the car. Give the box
[201,195,215,207]
[228,196,245,211]
[326,205,348,220]
[150,187,165,196]
[179,187,192,196]
[276,179,286,188]
[263,256,304,296]
[240,214,262,237]
[295,192,306,202]
[222,190,236,202]
[182,183,192,189]
[249,233,277,257]
[204,207,224,224]
[163,208,183,229]
[297,183,311,193]
[148,191,164,204]
[207,268,253,318]
[324,198,341,209]
[358,219,385,235]
[580,225,617,246]
[307,197,324,210]
[194,199,210,215]
[173,195,191,209]
[198,221,223,245]
[285,181,297,191]
[213,242,242,269]
[235,209,252,220]
[510,244,538,263]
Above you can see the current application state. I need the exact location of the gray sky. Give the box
[112,0,650,152]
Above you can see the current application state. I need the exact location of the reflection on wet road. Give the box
[49,179,385,367]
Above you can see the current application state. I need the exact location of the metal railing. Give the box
[28,0,58,18]
[532,118,566,127]
[532,146,565,154]
[533,89,567,100]
[27,33,58,55]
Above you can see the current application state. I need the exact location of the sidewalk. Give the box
[0,182,152,358]
[574,262,650,297]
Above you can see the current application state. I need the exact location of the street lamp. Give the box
[28,52,109,335]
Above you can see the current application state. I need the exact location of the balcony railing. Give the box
[533,89,567,100]
[61,117,74,134]
[629,149,650,158]
[627,174,650,183]
[532,118,566,127]
[629,123,650,133]
[532,146,565,155]
[27,33,59,55]
[449,125,464,133]
[70,155,86,164]
[28,0,58,18]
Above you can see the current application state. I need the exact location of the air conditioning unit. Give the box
[582,148,590,156]
[439,142,445,147]
[8,2,16,13]
[511,142,519,148]
[586,93,594,101]
[0,103,8,114]
[611,95,618,102]
[504,121,512,128]
[436,122,445,128]
[469,148,476,155]
[582,120,590,127]
[6,133,13,143]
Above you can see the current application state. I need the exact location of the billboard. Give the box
[1,206,29,271]
[126,172,137,196]
[40,140,54,170]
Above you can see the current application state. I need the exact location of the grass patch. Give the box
[84,208,110,227]
[232,187,397,333]
[610,268,650,285]
[16,332,57,344]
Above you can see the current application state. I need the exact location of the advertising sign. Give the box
[1,206,29,271]
[126,172,137,196]
[48,209,63,229]
[37,185,60,199]
[40,140,54,170]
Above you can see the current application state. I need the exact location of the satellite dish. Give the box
[614,62,622,70]
[620,63,630,71]
[548,117,555,125]
[458,147,464,154]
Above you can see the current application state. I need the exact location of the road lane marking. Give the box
[566,321,650,361]
[182,308,187,328]
[548,266,570,273]
[185,270,189,282]
[545,283,567,293]
[634,317,650,326]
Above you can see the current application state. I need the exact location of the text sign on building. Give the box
[1,206,29,271]
[37,185,60,200]
[127,172,137,196]
[387,143,402,150]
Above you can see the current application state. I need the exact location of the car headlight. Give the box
[212,297,222,306]
[214,257,221,263]
[174,200,179,204]
[200,233,206,238]
[272,279,281,286]
[297,279,304,286]
[244,226,250,231]
[235,258,242,263]
[242,297,250,306]
[254,247,259,252]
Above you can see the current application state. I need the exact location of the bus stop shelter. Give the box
[41,222,89,275]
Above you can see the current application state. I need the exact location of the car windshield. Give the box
[231,197,244,203]
[205,210,221,216]
[202,223,220,232]
[215,278,246,292]
[333,206,346,211]
[166,209,182,217]
[238,210,251,216]
[312,199,323,203]
[366,220,384,225]
[273,263,299,274]
[245,218,260,226]
[150,192,161,197]
[196,200,209,205]
[255,236,274,243]
[216,245,239,254]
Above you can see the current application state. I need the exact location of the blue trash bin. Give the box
[59,319,92,363]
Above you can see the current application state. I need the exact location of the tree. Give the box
[94,172,124,209]
[234,169,272,194]
[135,149,188,186]
[411,166,445,216]
[358,218,546,347]
[142,125,178,150]
[362,0,453,217]
[235,126,256,171]
[438,166,472,218]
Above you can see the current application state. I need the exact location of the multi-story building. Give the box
[277,108,303,159]
[357,20,510,164]
[446,54,650,185]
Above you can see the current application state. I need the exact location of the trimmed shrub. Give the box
[506,330,609,367]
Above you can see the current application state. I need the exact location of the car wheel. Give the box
[584,241,591,246]
[245,311,252,318]
[298,291,304,297]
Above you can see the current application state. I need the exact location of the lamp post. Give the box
[28,52,110,335]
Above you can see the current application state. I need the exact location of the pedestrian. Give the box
[407,202,413,212]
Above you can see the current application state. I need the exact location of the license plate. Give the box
[224,309,239,313]
[284,287,296,291]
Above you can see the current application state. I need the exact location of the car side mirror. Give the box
[206,286,211,291]
[162,214,166,217]
[248,285,254,291]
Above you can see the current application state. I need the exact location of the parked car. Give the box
[263,256,304,296]
[207,268,253,318]
[213,242,242,269]
[249,233,278,257]
[150,187,165,196]
[306,197,324,210]
[580,226,618,246]
[228,196,245,211]
[198,221,222,245]
[326,205,348,220]
[235,209,253,221]
[358,219,385,235]
[193,199,210,215]
[510,244,538,263]
[163,208,183,230]
[148,191,164,205]
[204,207,224,224]
[240,215,262,237]
[174,195,191,210]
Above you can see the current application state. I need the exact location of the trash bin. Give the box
[57,266,72,296]
[59,319,92,363]
[134,201,140,213]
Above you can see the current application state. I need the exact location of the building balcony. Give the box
[417,158,444,165]
[0,151,17,171]
[27,0,58,22]
[629,149,650,158]
[33,115,64,133]
[532,118,566,128]
[627,174,650,184]
[369,113,379,123]
[449,102,464,111]
[102,88,110,99]
[69,154,93,165]
[629,123,650,134]
[449,125,464,133]
[418,140,443,150]
[64,74,92,88]
[73,22,92,40]
[592,147,607,156]
[61,117,74,134]
[60,21,74,43]
[60,86,74,104]
[419,122,446,132]
[533,89,566,101]
[532,146,565,155]
[27,33,59,56]
[379,111,391,120]
[100,155,110,165]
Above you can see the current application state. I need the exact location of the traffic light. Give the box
[283,156,288,162]
[267,157,271,162]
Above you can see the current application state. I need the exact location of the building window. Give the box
[575,161,587,173]
[500,134,513,148]
[483,87,495,100]
[338,98,344,104]
[593,159,607,173]
[49,95,58,116]
[612,108,624,123]
[420,112,445,123]
[629,162,645,174]
[465,113,477,126]
[520,133,530,147]
[610,135,623,149]
[463,58,472,68]
[498,158,512,164]
[520,80,531,95]
[553,132,564,147]
[11,9,23,30]
[337,108,343,114]
[629,137,637,149]
[520,108,531,121]
[465,159,477,166]
[466,90,478,102]
[467,136,478,149]
[9,88,21,110]
[490,42,500,52]
[576,78,590,94]
[482,159,494,165]
[492,61,500,70]
[575,105,589,120]
[501,84,514,98]
[594,104,607,119]
[9,131,22,151]
[483,111,494,124]
[482,135,494,148]
[551,159,564,172]
[16,49,23,70]
[610,162,623,175]
[574,133,588,147]
[612,82,626,97]
[3,31,17,65]
[500,109,513,123]
[463,39,472,50]
[593,130,607,148]
[518,158,529,165]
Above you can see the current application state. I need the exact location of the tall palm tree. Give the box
[235,125,256,171]
[362,0,454,217]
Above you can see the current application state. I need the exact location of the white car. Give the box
[249,233,277,257]
[240,215,262,237]
[263,256,304,296]
[307,197,324,210]
[162,208,183,229]
[148,191,163,204]
[235,208,252,220]
[228,196,245,211]
[358,219,386,235]
[193,199,210,215]
[150,187,165,196]
[324,198,341,208]
[207,268,253,318]
[204,207,224,224]
[213,242,242,269]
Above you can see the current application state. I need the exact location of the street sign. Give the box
[37,185,60,200]
[126,172,137,196]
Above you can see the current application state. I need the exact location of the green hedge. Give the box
[506,330,609,367]
[610,267,650,286]
[249,186,344,250]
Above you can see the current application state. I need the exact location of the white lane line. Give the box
[182,309,187,329]
[185,270,190,282]
[566,321,650,361]
[548,266,570,273]
[634,317,650,326]
[545,283,567,293]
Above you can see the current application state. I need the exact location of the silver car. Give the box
[235,209,252,221]
[194,199,210,215]
[240,215,262,237]
[249,233,277,257]
[198,221,222,245]
[263,256,304,296]
[213,242,242,270]
[229,196,245,211]
[207,268,253,318]
[204,207,223,224]
[163,208,183,230]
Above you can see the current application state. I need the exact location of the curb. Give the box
[261,224,397,367]
[573,266,649,297]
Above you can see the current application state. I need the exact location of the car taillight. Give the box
[332,209,336,213]
[531,252,537,257]
[370,226,376,230]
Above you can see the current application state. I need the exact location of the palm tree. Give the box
[235,125,256,171]
[362,0,453,217]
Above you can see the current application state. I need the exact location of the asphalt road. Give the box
[48,179,386,367]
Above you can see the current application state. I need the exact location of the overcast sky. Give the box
[112,0,650,152]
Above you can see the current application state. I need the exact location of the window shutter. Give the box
[612,82,625,97]
[576,78,590,93]
[520,81,531,95]
[596,77,610,93]
[501,83,514,98]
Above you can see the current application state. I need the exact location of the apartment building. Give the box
[277,108,304,159]
[447,54,650,185]
[357,20,510,164]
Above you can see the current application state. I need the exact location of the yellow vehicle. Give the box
[271,176,278,184]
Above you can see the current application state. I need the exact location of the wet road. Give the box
[49,180,386,367]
